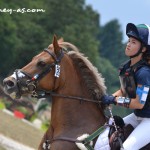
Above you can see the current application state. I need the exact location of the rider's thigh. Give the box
[123,113,139,128]
[123,118,150,150]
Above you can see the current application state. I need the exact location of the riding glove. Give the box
[102,95,117,105]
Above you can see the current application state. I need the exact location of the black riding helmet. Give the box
[126,23,150,57]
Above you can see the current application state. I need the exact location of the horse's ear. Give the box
[53,35,61,55]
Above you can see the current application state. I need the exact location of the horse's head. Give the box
[3,35,65,99]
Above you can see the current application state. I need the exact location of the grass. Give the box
[0,110,44,149]
[0,145,6,150]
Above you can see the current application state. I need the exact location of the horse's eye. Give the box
[37,61,46,68]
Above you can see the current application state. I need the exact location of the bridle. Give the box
[14,47,103,104]
[14,48,64,98]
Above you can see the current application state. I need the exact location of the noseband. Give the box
[14,48,64,98]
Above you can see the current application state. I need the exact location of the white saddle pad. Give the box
[94,118,115,150]
[94,126,110,150]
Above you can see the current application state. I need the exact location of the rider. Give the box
[102,23,150,150]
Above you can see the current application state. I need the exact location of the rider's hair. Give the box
[143,47,150,65]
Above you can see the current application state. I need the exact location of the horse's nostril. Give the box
[8,81,15,87]
[4,80,15,87]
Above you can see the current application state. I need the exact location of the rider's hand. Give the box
[101,95,117,105]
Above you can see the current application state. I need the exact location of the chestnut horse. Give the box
[3,36,107,150]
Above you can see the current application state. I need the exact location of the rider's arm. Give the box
[112,89,144,109]
[113,89,123,97]
[127,96,144,109]
[115,67,150,109]
[115,84,149,109]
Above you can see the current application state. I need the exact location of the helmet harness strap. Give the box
[130,42,145,58]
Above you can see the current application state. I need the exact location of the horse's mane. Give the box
[60,42,106,106]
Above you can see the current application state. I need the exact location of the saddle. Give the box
[108,116,150,150]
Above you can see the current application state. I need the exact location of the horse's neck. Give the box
[51,80,105,128]
[51,98,105,133]
[51,66,105,132]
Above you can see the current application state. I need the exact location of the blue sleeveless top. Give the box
[134,65,150,117]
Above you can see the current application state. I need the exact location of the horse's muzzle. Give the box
[3,77,20,99]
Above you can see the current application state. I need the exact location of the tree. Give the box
[38,0,101,66]
[97,57,119,93]
[0,0,101,77]
[0,0,48,77]
[99,19,126,68]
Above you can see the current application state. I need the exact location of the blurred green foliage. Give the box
[41,120,50,132]
[0,0,129,116]
[0,101,5,110]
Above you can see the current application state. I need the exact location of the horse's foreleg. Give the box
[38,125,53,150]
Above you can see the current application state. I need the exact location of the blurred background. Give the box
[0,0,149,149]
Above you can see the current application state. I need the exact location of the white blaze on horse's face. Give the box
[11,71,25,80]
